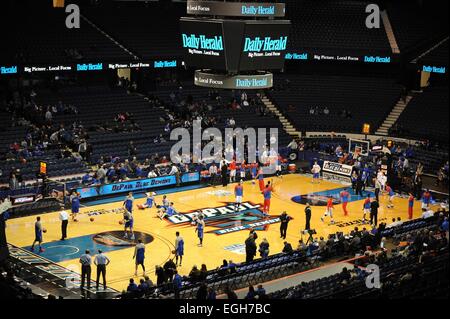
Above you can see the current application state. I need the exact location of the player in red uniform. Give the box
[262,182,274,214]
[339,188,350,216]
[408,192,414,220]
[229,160,237,183]
[256,167,265,191]
[321,196,335,224]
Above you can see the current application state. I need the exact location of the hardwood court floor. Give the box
[5,174,433,292]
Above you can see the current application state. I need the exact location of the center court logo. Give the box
[93,231,154,246]
[165,201,282,235]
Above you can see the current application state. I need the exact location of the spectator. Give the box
[282,241,294,254]
[127,278,138,292]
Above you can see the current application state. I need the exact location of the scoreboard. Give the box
[180,0,291,87]
[180,18,291,73]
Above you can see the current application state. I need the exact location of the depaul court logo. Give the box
[165,201,282,235]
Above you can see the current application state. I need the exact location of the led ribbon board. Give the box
[194,70,273,89]
[186,1,286,18]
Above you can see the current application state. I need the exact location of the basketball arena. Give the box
[0,0,448,306]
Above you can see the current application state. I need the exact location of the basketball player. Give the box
[175,231,184,267]
[70,191,80,221]
[374,177,381,202]
[123,192,134,214]
[238,162,246,181]
[159,202,176,220]
[195,215,205,247]
[138,192,155,210]
[31,216,45,253]
[321,196,335,224]
[256,167,265,191]
[234,180,244,211]
[377,171,387,192]
[363,194,371,222]
[123,209,135,240]
[421,189,432,210]
[339,188,350,216]
[408,192,414,220]
[311,161,321,184]
[250,162,258,184]
[229,160,237,183]
[385,184,395,208]
[262,181,274,215]
[161,195,170,210]
[276,154,283,178]
[133,239,146,276]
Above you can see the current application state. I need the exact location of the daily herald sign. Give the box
[186,1,286,17]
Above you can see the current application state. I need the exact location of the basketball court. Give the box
[5,173,434,292]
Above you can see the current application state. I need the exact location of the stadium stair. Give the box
[381,10,401,54]
[261,94,301,139]
[80,13,139,60]
[375,94,413,136]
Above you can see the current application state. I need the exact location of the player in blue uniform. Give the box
[123,210,135,240]
[175,231,184,267]
[234,181,244,211]
[70,191,80,221]
[31,216,45,253]
[159,202,176,220]
[133,239,146,276]
[123,192,134,214]
[196,215,205,247]
[361,165,371,191]
[138,192,155,210]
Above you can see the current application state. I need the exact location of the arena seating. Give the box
[284,0,391,56]
[82,2,185,60]
[392,86,449,142]
[268,214,449,299]
[119,212,447,299]
[0,154,86,184]
[418,39,449,68]
[268,250,449,299]
[387,2,449,53]
[153,85,293,146]
[33,85,169,163]
[268,74,402,133]
[0,2,131,64]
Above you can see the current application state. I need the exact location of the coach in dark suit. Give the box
[370,199,380,226]
[221,161,228,187]
[245,234,257,262]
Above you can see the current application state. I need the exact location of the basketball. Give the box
[90,217,95,222]
[119,220,124,225]
[42,228,47,233]
[171,250,176,254]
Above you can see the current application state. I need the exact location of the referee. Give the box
[59,209,69,240]
[94,250,110,290]
[79,250,92,290]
